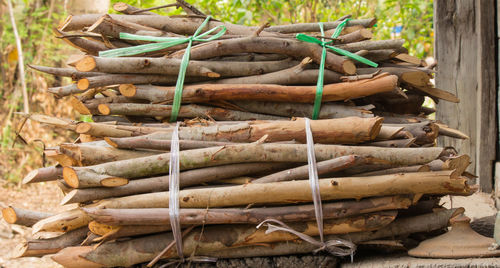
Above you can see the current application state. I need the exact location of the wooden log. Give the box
[97,103,286,121]
[61,163,292,202]
[170,36,356,74]
[337,28,373,44]
[105,136,235,151]
[87,14,166,40]
[14,227,89,257]
[59,143,159,166]
[53,211,395,267]
[121,73,398,103]
[355,165,430,176]
[385,122,440,145]
[2,207,53,227]
[335,39,405,52]
[113,2,158,15]
[28,64,104,80]
[363,138,416,148]
[63,142,444,185]
[76,74,199,90]
[22,166,63,184]
[230,101,374,119]
[252,155,364,183]
[97,117,383,144]
[75,55,299,77]
[84,195,412,226]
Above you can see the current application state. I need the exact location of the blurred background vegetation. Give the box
[0,0,433,183]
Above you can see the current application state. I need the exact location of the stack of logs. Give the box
[2,2,475,267]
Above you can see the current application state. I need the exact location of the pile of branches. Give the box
[3,2,475,267]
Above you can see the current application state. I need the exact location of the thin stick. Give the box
[7,0,29,113]
[130,3,178,14]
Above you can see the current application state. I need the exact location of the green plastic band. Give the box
[99,16,226,122]
[295,18,378,119]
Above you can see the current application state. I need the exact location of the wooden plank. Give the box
[435,1,478,180]
[476,0,497,192]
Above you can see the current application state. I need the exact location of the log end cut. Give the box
[101,177,129,187]
[22,169,40,184]
[77,78,90,90]
[119,84,136,97]
[2,207,17,224]
[75,56,97,72]
[103,137,118,148]
[63,167,80,188]
[113,2,129,12]
[97,104,111,115]
[342,60,357,75]
[75,122,92,134]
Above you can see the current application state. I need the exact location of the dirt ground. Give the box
[0,180,497,268]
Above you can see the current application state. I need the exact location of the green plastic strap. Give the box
[295,18,378,119]
[99,16,226,122]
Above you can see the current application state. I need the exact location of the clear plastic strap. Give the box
[169,122,183,258]
[305,118,324,242]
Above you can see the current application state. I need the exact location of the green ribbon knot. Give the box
[99,16,226,122]
[296,18,378,119]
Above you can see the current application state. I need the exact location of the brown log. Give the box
[22,166,63,184]
[15,227,89,257]
[121,73,398,103]
[28,64,104,79]
[207,53,289,62]
[105,136,236,151]
[252,155,364,183]
[363,138,416,148]
[76,55,299,77]
[355,165,430,176]
[62,143,444,186]
[335,39,405,52]
[76,74,197,90]
[337,28,373,43]
[170,36,356,74]
[55,211,394,267]
[97,103,286,121]
[113,2,158,15]
[84,195,412,226]
[47,84,81,97]
[59,143,159,166]
[435,123,470,139]
[87,14,165,41]
[385,122,440,145]
[88,221,169,239]
[230,101,374,119]
[2,207,53,227]
[61,163,292,202]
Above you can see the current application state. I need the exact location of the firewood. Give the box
[2,207,53,227]
[22,165,63,184]
[14,227,89,257]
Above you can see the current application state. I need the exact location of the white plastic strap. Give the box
[305,118,324,242]
[169,122,183,258]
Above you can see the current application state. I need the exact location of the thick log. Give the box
[230,101,374,119]
[84,195,412,226]
[22,166,63,184]
[63,142,444,185]
[105,136,235,151]
[54,211,395,267]
[76,56,299,77]
[2,207,53,227]
[61,163,292,202]
[121,73,398,103]
[97,117,383,144]
[59,143,158,166]
[252,155,364,183]
[15,227,89,257]
[170,36,356,74]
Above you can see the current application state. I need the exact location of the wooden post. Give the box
[435,1,497,192]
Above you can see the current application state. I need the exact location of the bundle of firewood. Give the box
[3,2,477,267]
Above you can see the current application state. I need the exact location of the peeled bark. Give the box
[84,195,412,226]
[63,143,444,186]
[2,207,53,227]
[121,73,398,103]
[61,162,291,202]
[15,227,89,257]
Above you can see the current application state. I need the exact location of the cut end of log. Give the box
[63,167,80,188]
[101,177,129,187]
[22,169,39,184]
[97,104,111,115]
[2,207,17,224]
[77,78,90,90]
[88,221,120,236]
[359,28,373,39]
[343,60,357,75]
[207,72,221,78]
[369,117,384,140]
[76,122,92,134]
[113,2,129,12]
[103,137,118,148]
[75,56,97,72]
[60,190,78,205]
[119,84,137,97]
[69,96,92,115]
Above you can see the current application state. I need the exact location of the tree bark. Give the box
[105,136,236,151]
[84,195,412,226]
[121,73,398,103]
[2,207,53,227]
[22,166,63,184]
[59,143,159,166]
[15,227,89,257]
[63,143,444,185]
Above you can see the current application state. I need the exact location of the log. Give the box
[336,28,373,44]
[28,64,104,79]
[22,166,63,184]
[59,143,159,166]
[97,103,286,121]
[2,207,53,227]
[61,162,292,202]
[121,73,398,103]
[75,74,204,90]
[96,117,383,144]
[87,14,166,40]
[84,195,412,226]
[15,227,89,257]
[252,155,364,183]
[113,2,158,15]
[230,101,374,119]
[335,39,405,52]
[53,211,395,267]
[207,53,289,62]
[105,136,236,151]
[170,36,356,74]
[63,143,444,185]
[385,122,440,145]
[355,165,430,177]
